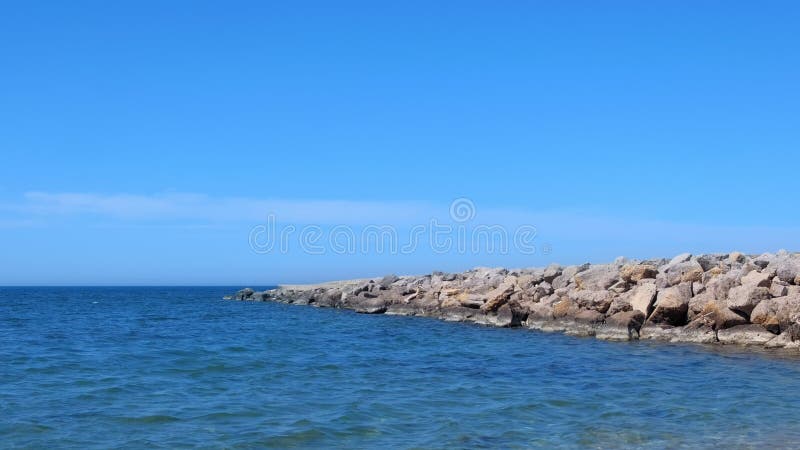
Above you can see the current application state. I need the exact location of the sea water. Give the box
[2,287,799,449]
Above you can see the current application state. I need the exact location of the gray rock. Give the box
[750,294,800,332]
[648,283,692,326]
[379,274,400,289]
[772,257,800,284]
[717,324,776,345]
[234,288,255,300]
[727,285,771,316]
[542,264,562,283]
[573,265,619,291]
[626,283,657,316]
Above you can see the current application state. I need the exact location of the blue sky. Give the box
[1,1,799,285]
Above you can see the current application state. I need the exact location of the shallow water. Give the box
[1,287,799,449]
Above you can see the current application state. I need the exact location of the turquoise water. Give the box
[2,287,800,449]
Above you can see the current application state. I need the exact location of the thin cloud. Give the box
[13,191,436,224]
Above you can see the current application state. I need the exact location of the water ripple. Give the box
[2,287,800,448]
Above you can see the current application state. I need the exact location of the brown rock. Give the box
[481,283,515,312]
[619,264,658,282]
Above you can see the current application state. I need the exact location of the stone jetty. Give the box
[227,251,800,349]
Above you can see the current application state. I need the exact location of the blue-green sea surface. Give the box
[2,287,799,449]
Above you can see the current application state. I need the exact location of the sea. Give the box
[2,287,799,449]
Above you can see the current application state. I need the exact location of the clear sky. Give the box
[1,1,799,285]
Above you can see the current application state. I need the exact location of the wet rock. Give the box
[352,297,387,314]
[717,324,776,345]
[234,288,255,300]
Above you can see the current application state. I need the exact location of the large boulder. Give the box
[740,270,774,288]
[627,283,657,316]
[481,283,515,312]
[663,261,704,286]
[700,300,749,330]
[351,297,388,314]
[574,309,605,324]
[597,310,646,341]
[619,264,658,283]
[750,294,800,333]
[542,264,562,283]
[648,283,692,326]
[573,265,617,290]
[772,257,800,284]
[706,271,742,301]
[726,285,771,316]
[567,289,614,313]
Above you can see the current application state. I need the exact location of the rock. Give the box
[706,271,741,301]
[574,309,605,324]
[626,283,657,316]
[441,272,458,282]
[457,293,485,309]
[750,294,800,332]
[727,285,771,316]
[542,264,562,283]
[379,274,400,289]
[573,265,619,291]
[740,270,773,288]
[234,288,255,300]
[486,304,524,327]
[385,304,417,316]
[619,264,658,282]
[352,297,387,314]
[771,257,800,284]
[770,279,789,298]
[700,301,749,330]
[441,306,477,322]
[695,254,723,271]
[764,331,800,349]
[717,324,776,345]
[552,299,579,319]
[648,283,692,326]
[664,261,704,286]
[481,283,515,312]
[753,253,775,269]
[728,251,746,264]
[688,292,715,321]
[607,310,646,331]
[526,303,554,321]
[568,289,614,313]
[669,252,693,266]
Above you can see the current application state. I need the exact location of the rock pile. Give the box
[226,251,800,349]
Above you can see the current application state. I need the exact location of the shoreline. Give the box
[226,251,800,351]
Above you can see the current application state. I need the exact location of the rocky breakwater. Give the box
[226,251,800,350]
